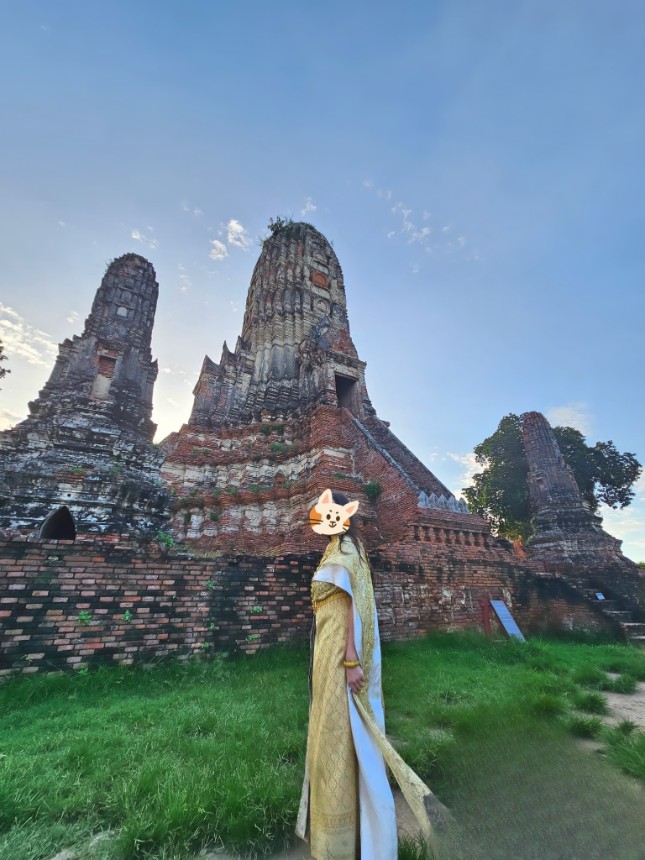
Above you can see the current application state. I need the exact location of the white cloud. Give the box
[636,473,645,498]
[58,220,66,228]
[446,451,480,498]
[229,300,240,313]
[178,264,191,293]
[181,201,203,217]
[209,240,228,261]
[601,501,645,562]
[66,310,80,324]
[411,264,419,274]
[0,304,58,367]
[130,228,158,250]
[226,219,251,250]
[0,405,24,431]
[364,182,469,257]
[545,402,592,435]
[410,226,432,243]
[301,197,317,216]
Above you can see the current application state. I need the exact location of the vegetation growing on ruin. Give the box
[155,530,174,549]
[364,480,382,500]
[0,338,10,388]
[267,216,316,236]
[1,635,645,859]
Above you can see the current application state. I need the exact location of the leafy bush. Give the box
[364,481,382,501]
[156,530,175,549]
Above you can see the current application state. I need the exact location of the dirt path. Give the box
[603,677,645,730]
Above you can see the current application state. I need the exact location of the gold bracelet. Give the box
[343,659,361,668]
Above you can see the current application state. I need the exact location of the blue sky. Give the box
[1,1,643,559]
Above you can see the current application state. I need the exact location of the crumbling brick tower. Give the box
[161,222,511,572]
[522,411,644,621]
[0,254,167,536]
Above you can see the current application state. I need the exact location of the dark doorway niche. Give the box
[335,375,357,412]
[38,506,77,540]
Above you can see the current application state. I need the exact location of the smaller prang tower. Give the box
[0,254,167,536]
[522,411,643,618]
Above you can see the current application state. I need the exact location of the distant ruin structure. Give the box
[0,254,167,536]
[522,411,643,621]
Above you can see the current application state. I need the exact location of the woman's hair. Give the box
[332,490,366,559]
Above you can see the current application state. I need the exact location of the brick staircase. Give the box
[584,594,645,646]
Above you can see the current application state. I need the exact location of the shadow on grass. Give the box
[427,718,645,860]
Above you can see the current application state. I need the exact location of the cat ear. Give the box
[343,500,359,518]
[318,489,333,506]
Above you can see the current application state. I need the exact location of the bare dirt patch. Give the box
[604,676,645,730]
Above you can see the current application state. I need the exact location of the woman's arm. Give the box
[345,600,364,694]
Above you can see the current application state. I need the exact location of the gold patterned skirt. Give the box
[308,585,358,860]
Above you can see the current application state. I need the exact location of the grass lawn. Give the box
[1,634,644,860]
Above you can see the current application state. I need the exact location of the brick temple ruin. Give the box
[0,254,167,537]
[0,223,643,676]
[522,410,643,637]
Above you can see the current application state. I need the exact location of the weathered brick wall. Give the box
[373,551,618,640]
[0,537,318,677]
[0,536,616,678]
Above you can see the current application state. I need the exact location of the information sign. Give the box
[490,600,525,641]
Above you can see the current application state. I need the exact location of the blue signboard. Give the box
[490,600,525,641]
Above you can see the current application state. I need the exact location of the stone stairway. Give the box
[584,595,645,646]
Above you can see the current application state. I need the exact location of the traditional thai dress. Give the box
[296,535,435,860]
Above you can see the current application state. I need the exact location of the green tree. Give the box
[552,426,641,511]
[463,414,532,539]
[463,413,642,539]
[0,338,9,388]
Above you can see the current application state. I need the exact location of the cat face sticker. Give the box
[309,489,359,535]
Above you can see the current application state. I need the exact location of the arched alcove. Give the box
[38,506,77,540]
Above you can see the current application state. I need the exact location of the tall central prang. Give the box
[162,221,479,555]
[190,221,373,425]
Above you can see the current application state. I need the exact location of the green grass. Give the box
[1,635,644,859]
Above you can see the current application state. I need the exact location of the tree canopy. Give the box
[463,413,642,540]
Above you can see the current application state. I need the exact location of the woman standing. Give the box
[296,490,435,859]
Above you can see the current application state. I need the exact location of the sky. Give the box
[0,1,643,560]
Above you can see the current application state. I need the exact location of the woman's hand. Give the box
[345,664,365,695]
